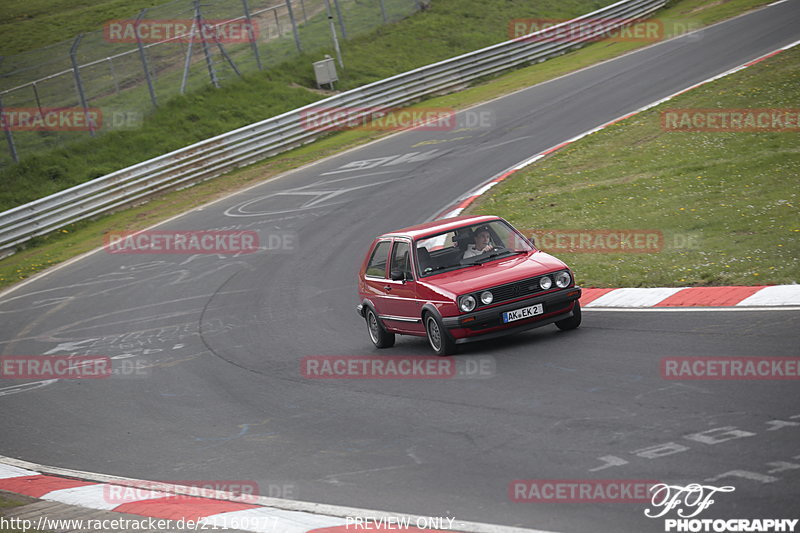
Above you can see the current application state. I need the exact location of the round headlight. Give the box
[539,276,553,290]
[480,291,494,305]
[555,271,572,288]
[459,295,476,312]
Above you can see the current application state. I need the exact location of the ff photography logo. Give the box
[645,483,798,532]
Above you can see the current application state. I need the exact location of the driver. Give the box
[463,226,493,258]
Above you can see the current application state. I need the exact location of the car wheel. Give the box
[424,313,456,356]
[555,301,582,331]
[366,308,395,348]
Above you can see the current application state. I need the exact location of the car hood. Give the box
[420,251,568,296]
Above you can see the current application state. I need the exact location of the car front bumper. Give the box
[441,286,581,344]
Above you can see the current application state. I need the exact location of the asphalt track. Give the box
[2,2,800,531]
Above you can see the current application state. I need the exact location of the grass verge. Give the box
[0,0,776,291]
[0,493,37,533]
[466,44,800,287]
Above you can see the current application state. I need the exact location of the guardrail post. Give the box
[0,96,19,163]
[242,0,262,70]
[135,10,158,107]
[285,0,303,53]
[69,34,96,137]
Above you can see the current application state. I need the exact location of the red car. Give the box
[356,215,582,355]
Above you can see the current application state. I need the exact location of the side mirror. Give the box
[390,270,406,281]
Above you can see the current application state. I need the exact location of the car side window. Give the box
[366,240,391,278]
[390,240,412,280]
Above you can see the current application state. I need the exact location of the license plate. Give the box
[502,303,544,323]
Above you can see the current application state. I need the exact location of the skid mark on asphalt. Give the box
[321,465,410,486]
[193,421,276,449]
[224,174,403,218]
[319,150,441,176]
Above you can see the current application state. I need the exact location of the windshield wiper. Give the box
[470,249,524,265]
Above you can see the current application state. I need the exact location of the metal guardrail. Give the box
[0,0,665,254]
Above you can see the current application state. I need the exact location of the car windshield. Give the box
[415,219,534,277]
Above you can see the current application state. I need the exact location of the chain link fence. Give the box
[0,0,422,167]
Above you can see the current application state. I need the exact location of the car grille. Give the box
[483,275,547,306]
[464,296,572,331]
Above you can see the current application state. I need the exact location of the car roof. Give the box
[380,215,502,240]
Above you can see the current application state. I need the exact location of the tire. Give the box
[555,300,582,331]
[365,307,395,348]
[424,312,456,356]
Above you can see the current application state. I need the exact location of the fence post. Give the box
[285,0,303,53]
[0,96,19,163]
[300,0,308,23]
[332,0,347,40]
[69,34,96,137]
[135,9,158,107]
[194,0,220,88]
[241,0,262,70]
[181,19,198,94]
[31,82,44,113]
[379,0,387,23]
[323,0,344,68]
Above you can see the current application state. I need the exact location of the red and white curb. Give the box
[0,458,551,533]
[580,285,800,309]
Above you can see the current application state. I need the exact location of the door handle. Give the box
[384,286,392,291]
